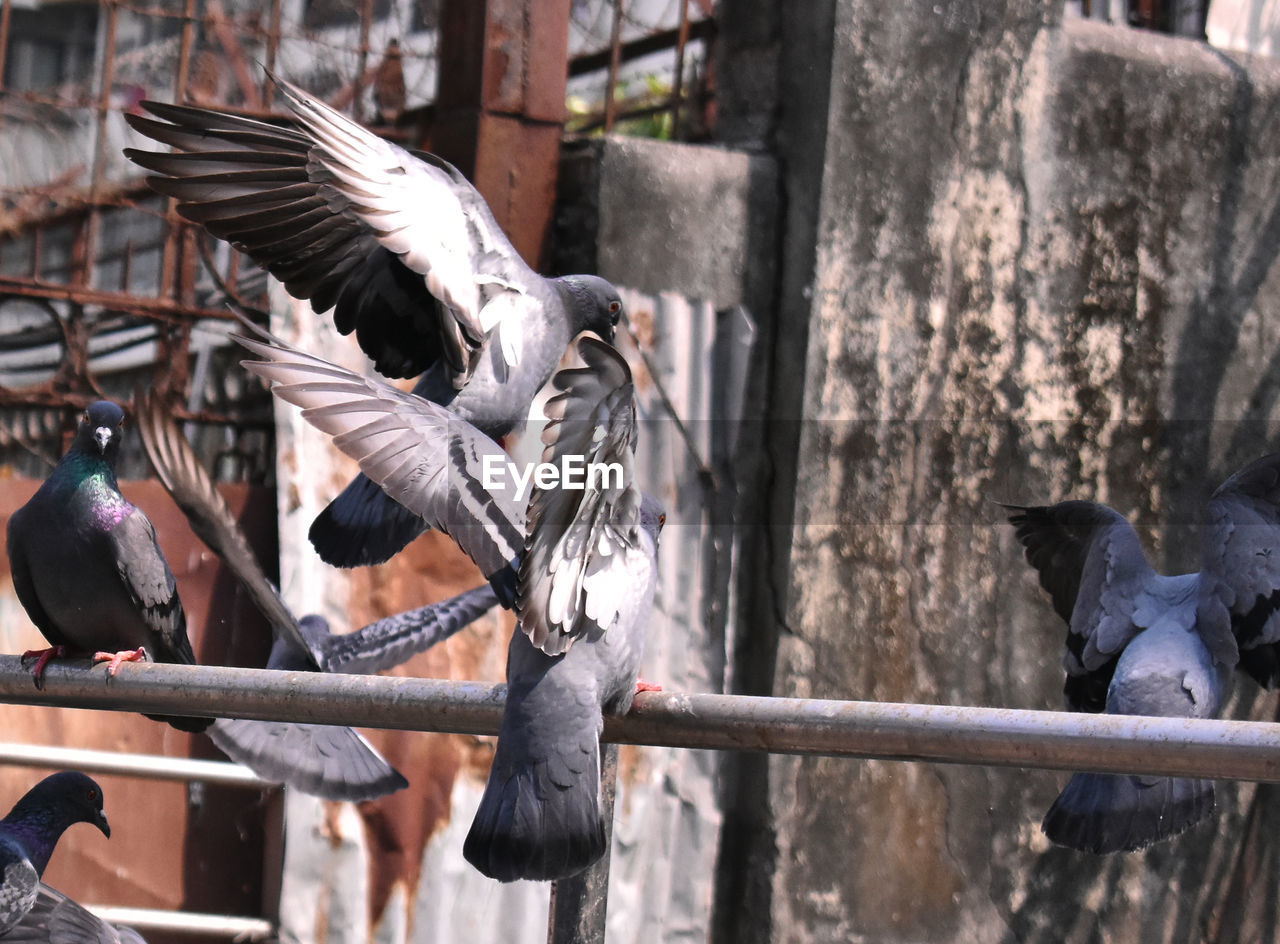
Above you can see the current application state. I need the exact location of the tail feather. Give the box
[309,473,427,568]
[464,749,605,882]
[208,718,407,801]
[1042,771,1215,853]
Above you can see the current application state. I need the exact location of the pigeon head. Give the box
[74,401,126,460]
[560,275,624,341]
[2,772,110,876]
[639,494,666,543]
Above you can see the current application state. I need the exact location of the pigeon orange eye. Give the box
[87,789,97,801]
[658,514,666,527]
[608,301,621,315]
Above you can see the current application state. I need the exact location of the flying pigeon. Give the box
[6,401,211,733]
[0,772,110,936]
[4,884,148,944]
[233,324,665,880]
[1005,453,1280,853]
[134,392,497,800]
[123,72,626,567]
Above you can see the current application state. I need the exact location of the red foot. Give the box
[92,648,147,676]
[635,679,663,693]
[21,646,69,690]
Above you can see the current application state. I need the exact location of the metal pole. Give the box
[0,740,268,787]
[84,906,274,940]
[1,658,1280,781]
[547,744,617,944]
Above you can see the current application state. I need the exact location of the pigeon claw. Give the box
[635,679,662,693]
[22,646,68,690]
[92,648,147,676]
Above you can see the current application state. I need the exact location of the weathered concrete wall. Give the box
[710,1,1280,942]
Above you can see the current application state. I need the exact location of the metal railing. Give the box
[3,655,1280,942]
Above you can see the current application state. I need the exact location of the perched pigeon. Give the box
[234,325,664,880]
[6,401,211,733]
[133,391,496,800]
[123,73,625,567]
[4,884,147,944]
[0,772,110,936]
[1006,454,1280,853]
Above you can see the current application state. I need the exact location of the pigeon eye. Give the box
[608,300,621,317]
[87,789,97,801]
[658,514,666,528]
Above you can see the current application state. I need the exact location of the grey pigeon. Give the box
[0,773,110,936]
[6,401,211,733]
[123,73,625,568]
[234,325,664,880]
[4,885,147,944]
[1006,454,1280,853]
[133,392,496,800]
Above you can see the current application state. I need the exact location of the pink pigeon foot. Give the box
[92,647,147,676]
[635,679,662,693]
[22,645,69,690]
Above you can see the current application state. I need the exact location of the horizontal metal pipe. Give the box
[0,656,1278,782]
[0,741,269,787]
[84,905,274,939]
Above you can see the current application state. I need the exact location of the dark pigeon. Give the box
[0,772,110,936]
[4,885,148,944]
[6,401,211,733]
[123,73,625,568]
[1005,454,1280,853]
[235,326,664,881]
[134,392,496,800]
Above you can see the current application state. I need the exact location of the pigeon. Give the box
[1005,453,1280,853]
[6,401,211,734]
[133,391,497,800]
[0,772,110,936]
[4,884,148,944]
[123,72,626,568]
[233,324,664,880]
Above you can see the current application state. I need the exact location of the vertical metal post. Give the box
[433,0,573,269]
[669,0,691,138]
[0,0,13,133]
[603,0,623,133]
[547,744,618,944]
[82,0,121,289]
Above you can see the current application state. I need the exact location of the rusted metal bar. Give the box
[82,0,122,289]
[0,0,13,133]
[603,0,624,133]
[0,276,246,323]
[2,657,1280,783]
[547,744,617,944]
[669,0,692,136]
[568,17,715,77]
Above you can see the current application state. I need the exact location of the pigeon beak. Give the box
[95,810,110,839]
[94,426,113,454]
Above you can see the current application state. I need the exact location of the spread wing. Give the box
[1005,501,1157,712]
[134,389,322,669]
[233,322,526,587]
[518,335,643,655]
[124,73,536,385]
[1200,452,1280,685]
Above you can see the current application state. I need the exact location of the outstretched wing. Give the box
[134,389,321,670]
[233,322,525,589]
[518,334,643,655]
[1004,501,1157,712]
[1200,452,1280,685]
[124,73,536,385]
[3,884,146,944]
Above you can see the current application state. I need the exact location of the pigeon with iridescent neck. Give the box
[6,401,210,733]
[123,72,626,568]
[0,772,109,936]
